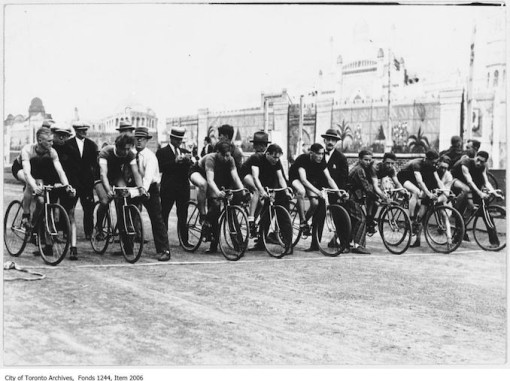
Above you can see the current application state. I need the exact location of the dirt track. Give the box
[2,184,507,366]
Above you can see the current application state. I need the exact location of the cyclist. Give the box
[347,150,387,254]
[94,134,147,239]
[49,125,83,260]
[288,143,341,251]
[451,150,499,244]
[11,127,74,254]
[240,143,290,249]
[217,124,244,171]
[364,152,403,235]
[189,141,247,253]
[396,150,446,247]
[439,136,464,167]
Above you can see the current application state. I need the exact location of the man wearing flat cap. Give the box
[156,127,192,246]
[65,121,98,245]
[251,131,271,153]
[133,127,172,261]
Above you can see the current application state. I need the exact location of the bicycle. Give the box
[4,184,72,266]
[257,187,294,258]
[180,188,250,261]
[415,189,465,254]
[461,189,506,251]
[377,188,413,255]
[90,186,145,263]
[312,188,351,256]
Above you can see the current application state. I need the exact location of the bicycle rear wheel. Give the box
[119,204,144,263]
[179,201,203,252]
[38,204,70,266]
[315,204,351,257]
[473,205,506,251]
[262,205,293,258]
[4,200,29,256]
[379,205,412,255]
[289,201,303,247]
[91,201,112,254]
[423,205,464,254]
[219,205,249,261]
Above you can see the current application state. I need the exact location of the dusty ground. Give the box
[2,183,507,366]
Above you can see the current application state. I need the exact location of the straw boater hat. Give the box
[134,127,152,139]
[250,131,271,144]
[170,127,186,140]
[72,121,90,130]
[321,128,341,140]
[50,125,72,136]
[116,120,134,131]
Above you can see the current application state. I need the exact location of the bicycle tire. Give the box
[261,205,293,258]
[219,205,249,261]
[119,204,144,263]
[289,201,303,247]
[473,205,506,251]
[423,205,464,254]
[38,204,70,266]
[315,204,351,257]
[178,201,203,252]
[4,200,29,257]
[91,201,112,254]
[379,205,412,255]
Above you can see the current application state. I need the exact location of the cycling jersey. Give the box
[240,153,283,188]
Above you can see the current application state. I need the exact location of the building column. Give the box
[316,97,334,140]
[438,88,463,152]
[197,108,209,154]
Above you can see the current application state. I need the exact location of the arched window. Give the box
[142,118,145,126]
[487,72,490,87]
[115,118,119,126]
[136,117,140,127]
[493,70,499,87]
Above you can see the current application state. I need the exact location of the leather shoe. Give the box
[205,242,218,254]
[352,246,371,254]
[69,247,78,261]
[158,250,171,262]
[304,244,319,252]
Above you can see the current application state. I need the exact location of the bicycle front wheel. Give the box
[219,205,249,261]
[424,205,464,254]
[91,201,112,254]
[119,204,144,263]
[473,205,506,251]
[289,201,303,247]
[262,205,293,258]
[379,205,412,255]
[38,204,70,266]
[315,204,351,257]
[4,200,29,257]
[179,201,203,252]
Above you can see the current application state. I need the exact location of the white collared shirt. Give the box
[136,147,160,190]
[325,149,333,164]
[76,137,85,157]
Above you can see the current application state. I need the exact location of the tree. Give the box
[335,120,354,150]
[407,126,430,153]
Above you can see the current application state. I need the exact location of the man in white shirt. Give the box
[133,127,171,261]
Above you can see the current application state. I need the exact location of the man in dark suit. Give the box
[65,121,98,240]
[156,127,193,244]
[321,128,349,191]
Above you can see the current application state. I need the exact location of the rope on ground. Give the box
[3,261,46,281]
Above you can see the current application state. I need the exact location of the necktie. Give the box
[136,151,144,177]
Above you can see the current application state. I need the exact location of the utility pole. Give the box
[385,49,393,152]
[466,24,476,142]
[297,95,304,158]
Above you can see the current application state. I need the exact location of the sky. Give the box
[3,2,506,128]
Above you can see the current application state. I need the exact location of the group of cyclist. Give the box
[10,117,502,262]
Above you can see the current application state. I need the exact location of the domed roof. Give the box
[115,95,156,117]
[28,97,45,116]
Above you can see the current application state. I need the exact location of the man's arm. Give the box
[99,159,112,196]
[251,166,267,196]
[276,169,287,189]
[130,162,144,189]
[324,168,339,190]
[414,171,433,198]
[461,165,485,198]
[21,159,39,191]
[231,168,244,190]
[53,156,70,186]
[298,167,322,197]
[205,168,222,197]
[141,154,158,191]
